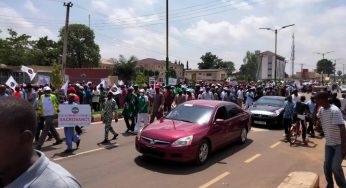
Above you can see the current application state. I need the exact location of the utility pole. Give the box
[315,51,334,59]
[259,24,295,84]
[290,33,295,78]
[300,63,304,80]
[88,14,90,28]
[62,2,73,81]
[165,0,169,86]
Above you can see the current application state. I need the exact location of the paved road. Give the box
[39,119,329,188]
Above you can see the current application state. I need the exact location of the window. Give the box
[215,106,227,120]
[199,73,202,75]
[206,73,212,76]
[226,105,241,118]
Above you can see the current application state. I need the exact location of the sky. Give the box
[0,0,345,75]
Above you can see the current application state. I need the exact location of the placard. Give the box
[58,104,92,127]
[169,78,177,86]
[38,75,51,86]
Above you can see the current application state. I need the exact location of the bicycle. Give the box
[288,114,306,145]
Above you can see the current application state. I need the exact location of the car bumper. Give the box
[135,139,198,162]
[251,114,281,126]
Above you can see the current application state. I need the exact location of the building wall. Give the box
[185,69,227,82]
[256,52,286,80]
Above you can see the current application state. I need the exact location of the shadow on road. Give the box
[134,139,253,175]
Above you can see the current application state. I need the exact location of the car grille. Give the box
[252,114,269,118]
[141,136,170,145]
[141,147,165,158]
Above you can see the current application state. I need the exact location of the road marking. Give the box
[199,171,230,188]
[244,154,261,163]
[270,142,281,149]
[251,127,269,132]
[53,146,117,161]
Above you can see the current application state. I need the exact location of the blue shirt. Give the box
[283,100,295,119]
[306,100,316,113]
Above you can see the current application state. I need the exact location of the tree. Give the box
[216,61,235,76]
[113,55,138,84]
[337,70,342,77]
[239,51,257,81]
[198,52,223,69]
[135,73,147,88]
[51,63,63,88]
[316,59,334,76]
[31,36,60,66]
[58,24,100,68]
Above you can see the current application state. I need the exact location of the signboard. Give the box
[58,104,91,127]
[149,77,156,86]
[168,78,177,86]
[38,75,51,86]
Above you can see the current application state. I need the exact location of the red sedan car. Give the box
[135,100,251,164]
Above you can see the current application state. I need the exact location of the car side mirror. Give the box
[214,119,225,125]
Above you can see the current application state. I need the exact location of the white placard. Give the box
[38,75,51,86]
[169,78,177,86]
[58,104,92,127]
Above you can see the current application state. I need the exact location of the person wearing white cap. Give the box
[134,89,149,133]
[36,86,62,150]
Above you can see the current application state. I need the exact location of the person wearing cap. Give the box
[174,88,186,106]
[62,94,81,153]
[36,86,62,150]
[25,83,38,107]
[199,86,213,100]
[150,84,165,123]
[101,92,119,144]
[134,89,149,133]
[122,87,139,133]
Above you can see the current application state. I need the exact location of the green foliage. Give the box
[316,59,335,76]
[31,36,60,66]
[337,70,342,77]
[198,52,223,69]
[113,55,138,84]
[135,73,147,87]
[51,63,62,88]
[58,24,100,68]
[217,61,235,76]
[239,51,257,81]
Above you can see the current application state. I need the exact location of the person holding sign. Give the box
[62,94,81,153]
[101,92,119,144]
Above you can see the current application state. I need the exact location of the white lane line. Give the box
[244,154,261,164]
[199,171,230,188]
[270,142,281,149]
[53,146,117,161]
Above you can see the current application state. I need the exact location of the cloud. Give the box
[24,0,38,14]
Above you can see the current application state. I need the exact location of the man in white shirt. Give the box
[0,97,81,188]
[237,88,244,108]
[291,89,301,104]
[199,86,213,100]
[245,88,255,109]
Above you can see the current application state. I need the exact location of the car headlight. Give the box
[171,135,193,147]
[137,127,144,141]
[274,108,283,116]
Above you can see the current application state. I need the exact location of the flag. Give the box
[21,65,36,81]
[97,78,108,91]
[118,80,124,86]
[5,76,18,90]
[109,84,122,95]
[61,80,69,95]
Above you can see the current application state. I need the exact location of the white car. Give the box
[340,85,346,93]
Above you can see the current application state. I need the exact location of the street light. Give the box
[315,51,334,59]
[165,0,170,86]
[259,24,295,83]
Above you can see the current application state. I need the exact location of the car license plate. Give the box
[254,120,266,125]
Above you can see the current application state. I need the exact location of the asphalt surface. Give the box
[40,118,329,188]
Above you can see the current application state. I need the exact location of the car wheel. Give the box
[239,127,248,144]
[196,139,210,165]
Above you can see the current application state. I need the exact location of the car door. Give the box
[225,105,242,141]
[209,106,228,149]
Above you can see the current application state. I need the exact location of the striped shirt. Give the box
[317,105,344,146]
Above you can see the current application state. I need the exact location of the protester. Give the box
[294,96,309,144]
[0,85,8,99]
[24,83,37,107]
[12,86,23,98]
[185,89,195,101]
[0,97,81,187]
[283,95,295,141]
[199,86,213,100]
[174,88,186,106]
[237,87,244,107]
[306,96,316,137]
[63,94,81,153]
[149,84,165,123]
[92,86,100,112]
[134,89,149,133]
[36,86,62,150]
[101,92,119,144]
[164,85,174,113]
[122,87,139,133]
[245,88,254,109]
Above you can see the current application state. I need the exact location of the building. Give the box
[99,58,115,69]
[0,64,52,84]
[295,69,321,80]
[255,51,286,80]
[65,68,112,84]
[185,69,227,82]
[136,58,184,83]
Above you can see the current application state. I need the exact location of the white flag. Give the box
[109,84,122,95]
[118,80,124,86]
[21,65,37,81]
[61,80,69,95]
[97,79,108,91]
[5,76,18,90]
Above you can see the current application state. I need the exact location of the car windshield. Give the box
[255,97,284,107]
[165,104,213,125]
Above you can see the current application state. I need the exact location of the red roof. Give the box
[65,68,111,84]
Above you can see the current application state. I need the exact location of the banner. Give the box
[21,65,36,81]
[109,84,122,95]
[168,78,177,86]
[5,76,18,90]
[38,75,51,86]
[58,104,91,127]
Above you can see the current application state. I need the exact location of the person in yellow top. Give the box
[35,86,62,150]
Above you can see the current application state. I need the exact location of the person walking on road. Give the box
[316,92,346,188]
[122,87,139,133]
[36,86,62,150]
[283,95,295,141]
[134,89,149,133]
[306,96,316,137]
[62,94,81,153]
[101,92,119,144]
[150,84,165,123]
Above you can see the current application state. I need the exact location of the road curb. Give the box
[277,171,319,188]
